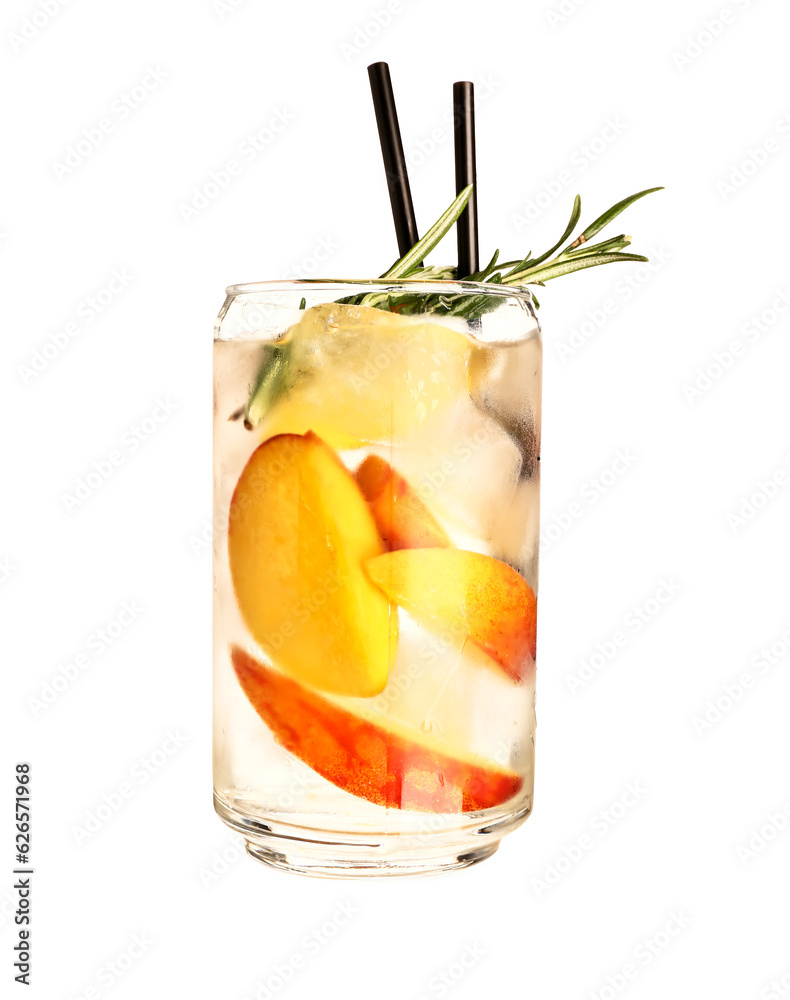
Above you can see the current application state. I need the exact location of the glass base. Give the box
[214,793,530,879]
[245,840,500,878]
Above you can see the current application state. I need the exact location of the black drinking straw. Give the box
[453,81,479,277]
[367,62,421,258]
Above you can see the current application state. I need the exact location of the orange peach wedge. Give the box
[227,432,397,697]
[231,645,522,813]
[355,454,451,551]
[365,549,537,682]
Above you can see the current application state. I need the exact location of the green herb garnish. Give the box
[242,185,662,425]
[349,185,662,318]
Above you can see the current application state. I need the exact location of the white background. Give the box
[4,0,790,997]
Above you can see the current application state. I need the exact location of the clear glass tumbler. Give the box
[213,280,542,877]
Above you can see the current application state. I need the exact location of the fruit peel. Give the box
[231,645,522,813]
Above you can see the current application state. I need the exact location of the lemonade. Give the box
[213,281,542,876]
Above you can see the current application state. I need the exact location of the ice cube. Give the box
[340,613,534,766]
[367,400,524,550]
[253,303,474,448]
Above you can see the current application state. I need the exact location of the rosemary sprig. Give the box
[359,185,662,316]
[242,185,662,425]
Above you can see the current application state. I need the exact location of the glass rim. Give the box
[223,278,536,303]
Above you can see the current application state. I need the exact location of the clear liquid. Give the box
[213,302,541,864]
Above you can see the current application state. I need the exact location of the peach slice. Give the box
[228,432,397,697]
[355,455,450,551]
[365,549,537,682]
[231,645,522,813]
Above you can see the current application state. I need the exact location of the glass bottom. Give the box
[214,793,530,879]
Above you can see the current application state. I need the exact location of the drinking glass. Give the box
[213,279,541,877]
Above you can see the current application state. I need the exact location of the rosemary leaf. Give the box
[567,187,663,249]
[505,252,649,285]
[563,234,631,258]
[507,194,582,274]
[382,185,473,278]
[465,249,500,282]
